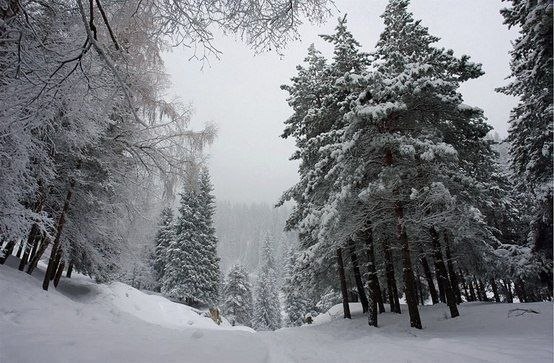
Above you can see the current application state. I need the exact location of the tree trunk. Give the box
[66,261,74,278]
[0,240,16,265]
[364,226,385,314]
[381,287,388,304]
[490,278,501,303]
[417,276,425,305]
[396,202,422,329]
[348,240,369,313]
[503,279,514,303]
[20,183,46,271]
[16,241,24,259]
[435,261,447,303]
[19,224,39,271]
[336,248,351,319]
[472,276,483,301]
[514,278,527,303]
[27,235,48,275]
[383,240,401,313]
[430,227,459,318]
[50,250,62,280]
[478,279,489,301]
[419,252,439,304]
[43,179,76,291]
[53,260,65,287]
[459,268,469,302]
[363,226,379,327]
[468,275,477,301]
[444,233,462,304]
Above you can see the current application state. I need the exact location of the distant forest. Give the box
[215,201,297,273]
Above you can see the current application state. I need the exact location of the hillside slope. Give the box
[1,262,552,363]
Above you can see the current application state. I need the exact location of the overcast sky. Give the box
[164,0,519,205]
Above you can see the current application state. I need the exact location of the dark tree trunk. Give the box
[364,226,385,314]
[419,252,439,304]
[396,202,422,329]
[363,226,379,327]
[416,276,425,306]
[503,279,514,303]
[27,235,48,275]
[336,248,351,319]
[16,242,24,259]
[53,260,65,287]
[444,233,462,304]
[50,250,62,280]
[20,183,46,271]
[382,148,402,315]
[19,224,39,271]
[435,261,447,303]
[459,269,469,302]
[490,278,501,303]
[0,240,16,265]
[514,278,527,303]
[27,235,40,268]
[430,228,459,318]
[472,276,483,301]
[66,261,74,278]
[43,179,75,291]
[383,240,401,313]
[348,240,369,313]
[468,275,477,301]
[478,279,489,301]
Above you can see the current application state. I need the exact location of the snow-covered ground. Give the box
[1,262,552,363]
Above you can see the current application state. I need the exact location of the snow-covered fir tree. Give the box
[196,168,221,307]
[282,244,310,327]
[162,169,220,307]
[162,183,203,304]
[153,207,175,288]
[498,0,553,289]
[223,264,253,327]
[252,235,282,331]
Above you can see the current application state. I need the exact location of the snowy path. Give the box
[1,263,552,363]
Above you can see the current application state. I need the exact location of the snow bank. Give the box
[1,261,552,363]
[97,281,253,332]
[0,263,264,363]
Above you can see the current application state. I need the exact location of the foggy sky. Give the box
[164,0,519,205]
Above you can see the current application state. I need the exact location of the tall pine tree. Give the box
[153,207,174,288]
[162,168,220,307]
[223,264,253,327]
[498,0,553,289]
[252,235,282,331]
[282,243,310,326]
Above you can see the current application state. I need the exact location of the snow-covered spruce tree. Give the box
[153,207,175,288]
[252,235,282,331]
[498,0,553,290]
[282,244,311,326]
[223,264,253,327]
[162,182,204,304]
[162,169,220,307]
[196,168,221,307]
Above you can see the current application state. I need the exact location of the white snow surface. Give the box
[1,262,552,363]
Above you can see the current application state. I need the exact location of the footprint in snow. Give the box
[191,330,203,339]
[187,320,194,325]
